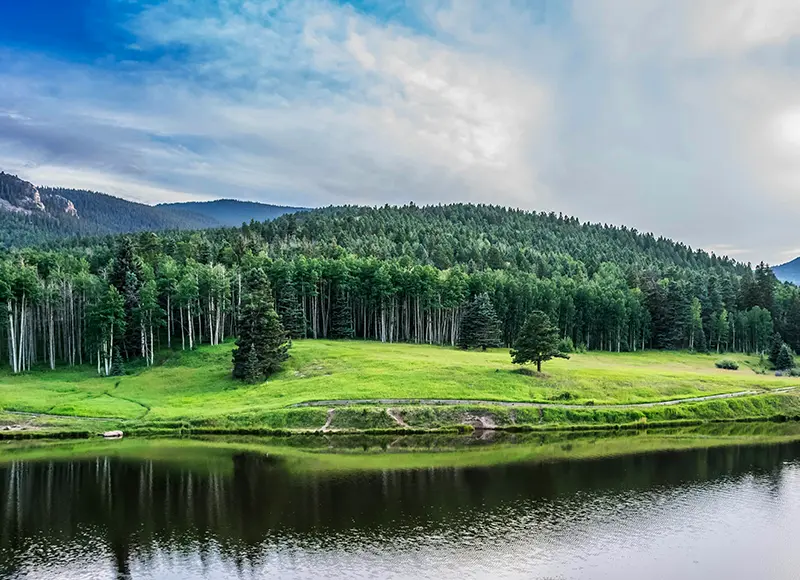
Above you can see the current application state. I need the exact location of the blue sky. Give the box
[2,1,800,264]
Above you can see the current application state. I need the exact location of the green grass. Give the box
[1,340,799,432]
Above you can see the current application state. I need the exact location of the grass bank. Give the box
[2,340,800,437]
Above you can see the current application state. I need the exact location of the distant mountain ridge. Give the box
[774,258,800,284]
[157,199,306,227]
[0,171,306,247]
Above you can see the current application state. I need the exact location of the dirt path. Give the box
[319,409,336,432]
[290,386,800,411]
[4,410,119,421]
[386,408,409,428]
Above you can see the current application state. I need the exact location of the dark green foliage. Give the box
[458,293,501,350]
[110,238,144,359]
[715,359,739,370]
[232,269,290,381]
[776,344,794,371]
[511,310,567,372]
[278,282,306,339]
[330,290,354,339]
[5,183,800,372]
[110,347,125,377]
[558,336,575,354]
[242,344,261,384]
[769,332,784,365]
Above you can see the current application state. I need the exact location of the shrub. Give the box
[715,359,739,370]
[551,391,577,401]
[558,337,575,354]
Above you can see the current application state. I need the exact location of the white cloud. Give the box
[4,1,800,263]
[1,0,552,208]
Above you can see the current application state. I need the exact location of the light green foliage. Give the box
[715,359,739,370]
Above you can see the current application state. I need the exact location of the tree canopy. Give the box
[511,310,567,372]
[0,203,797,375]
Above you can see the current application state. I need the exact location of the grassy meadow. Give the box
[2,340,800,433]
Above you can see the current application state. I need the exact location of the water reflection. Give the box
[3,433,800,579]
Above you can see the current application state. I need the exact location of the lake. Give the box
[3,428,800,579]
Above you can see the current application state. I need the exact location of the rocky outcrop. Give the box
[40,191,79,217]
[0,172,79,218]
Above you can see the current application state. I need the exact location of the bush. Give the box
[558,337,575,354]
[715,359,739,370]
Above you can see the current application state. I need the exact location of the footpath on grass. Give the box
[290,386,800,410]
[5,386,800,440]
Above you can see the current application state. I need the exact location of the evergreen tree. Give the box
[510,310,567,372]
[330,289,354,339]
[242,344,261,384]
[769,332,784,366]
[278,281,306,339]
[110,346,125,377]
[110,237,143,358]
[458,292,502,350]
[232,268,289,381]
[776,343,794,371]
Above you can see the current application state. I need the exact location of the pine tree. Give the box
[110,237,143,358]
[330,289,354,339]
[242,344,261,383]
[110,346,125,377]
[278,282,306,339]
[232,268,290,381]
[769,332,784,366]
[458,293,502,350]
[511,310,567,372]
[776,343,794,371]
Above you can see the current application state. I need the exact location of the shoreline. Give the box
[4,395,800,441]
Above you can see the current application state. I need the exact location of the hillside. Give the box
[0,172,304,247]
[774,258,800,284]
[158,199,306,227]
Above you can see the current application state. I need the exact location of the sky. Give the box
[2,1,800,264]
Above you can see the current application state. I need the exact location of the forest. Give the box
[0,203,796,375]
[0,172,300,247]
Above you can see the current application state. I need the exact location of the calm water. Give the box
[3,434,800,579]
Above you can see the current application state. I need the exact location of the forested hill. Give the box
[0,172,304,247]
[774,258,800,285]
[6,198,797,381]
[158,199,306,227]
[255,204,750,276]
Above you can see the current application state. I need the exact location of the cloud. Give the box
[2,1,800,264]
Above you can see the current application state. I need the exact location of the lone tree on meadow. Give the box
[769,332,784,366]
[458,292,502,351]
[776,343,795,371]
[232,268,290,383]
[511,310,569,372]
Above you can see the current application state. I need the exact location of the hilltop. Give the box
[158,199,305,227]
[0,171,305,247]
[774,257,800,285]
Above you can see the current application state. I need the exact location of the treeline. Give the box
[0,204,796,374]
